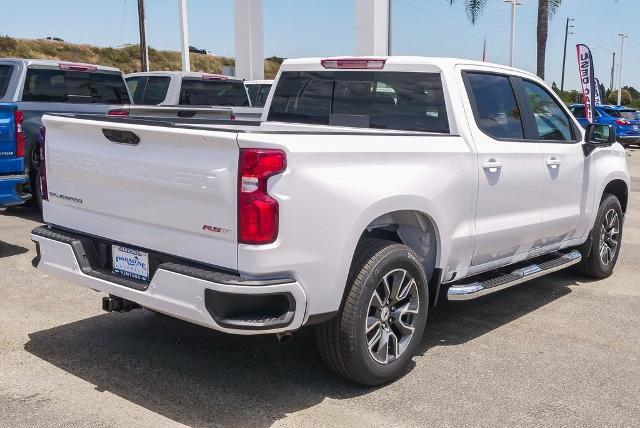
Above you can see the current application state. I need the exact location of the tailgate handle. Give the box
[102,129,140,145]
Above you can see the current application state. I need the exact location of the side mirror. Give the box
[584,124,616,155]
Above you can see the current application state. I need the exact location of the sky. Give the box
[2,0,639,91]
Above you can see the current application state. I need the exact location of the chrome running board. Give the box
[447,249,582,301]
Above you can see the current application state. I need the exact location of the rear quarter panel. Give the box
[236,131,477,317]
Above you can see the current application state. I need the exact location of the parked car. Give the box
[569,104,640,146]
[188,45,213,55]
[0,103,29,207]
[0,58,131,208]
[33,57,629,385]
[125,71,262,120]
[244,79,273,107]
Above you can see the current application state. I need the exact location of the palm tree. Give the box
[449,0,561,79]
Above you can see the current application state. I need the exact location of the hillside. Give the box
[0,36,281,78]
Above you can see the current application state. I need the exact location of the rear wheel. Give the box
[578,194,623,278]
[316,239,428,385]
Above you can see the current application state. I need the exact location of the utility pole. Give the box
[610,52,615,92]
[617,33,628,105]
[178,0,190,72]
[503,0,522,67]
[137,0,149,72]
[559,17,574,93]
[387,0,392,55]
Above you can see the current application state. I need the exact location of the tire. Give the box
[578,194,623,279]
[316,239,429,386]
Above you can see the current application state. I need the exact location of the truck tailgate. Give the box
[41,115,239,270]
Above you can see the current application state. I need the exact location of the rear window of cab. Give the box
[0,65,13,98]
[268,71,449,133]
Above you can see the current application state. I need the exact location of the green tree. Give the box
[607,89,632,106]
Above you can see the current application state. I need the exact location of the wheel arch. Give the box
[353,207,444,307]
[602,179,629,213]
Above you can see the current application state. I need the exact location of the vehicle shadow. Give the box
[0,240,29,259]
[24,271,584,427]
[421,270,588,350]
[0,205,43,223]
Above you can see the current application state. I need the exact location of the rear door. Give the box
[41,115,240,269]
[462,71,546,266]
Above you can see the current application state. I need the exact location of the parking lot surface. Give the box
[1,151,640,428]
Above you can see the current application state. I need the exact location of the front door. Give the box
[520,79,593,245]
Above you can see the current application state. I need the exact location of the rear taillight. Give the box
[108,108,129,116]
[238,149,286,244]
[39,126,48,201]
[615,119,630,126]
[14,110,25,158]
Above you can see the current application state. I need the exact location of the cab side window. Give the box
[466,73,524,140]
[522,80,574,141]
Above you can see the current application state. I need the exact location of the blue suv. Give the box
[569,104,640,147]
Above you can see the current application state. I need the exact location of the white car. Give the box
[33,56,629,385]
[124,71,262,121]
[244,79,273,107]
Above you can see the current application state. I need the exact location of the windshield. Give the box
[268,71,449,133]
[179,78,250,106]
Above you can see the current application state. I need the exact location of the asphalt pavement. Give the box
[1,150,639,427]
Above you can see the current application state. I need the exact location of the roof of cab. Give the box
[0,57,121,73]
[280,56,540,79]
[125,70,242,81]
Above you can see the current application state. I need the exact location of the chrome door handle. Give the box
[546,157,561,168]
[482,159,503,172]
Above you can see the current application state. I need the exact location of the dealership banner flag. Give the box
[576,44,597,122]
[594,78,602,106]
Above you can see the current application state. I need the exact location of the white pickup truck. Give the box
[32,57,629,385]
[124,71,263,121]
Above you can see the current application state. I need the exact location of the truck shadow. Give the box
[0,240,29,259]
[23,272,583,427]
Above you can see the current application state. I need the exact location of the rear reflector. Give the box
[108,108,129,117]
[320,58,386,70]
[14,110,25,158]
[59,62,98,72]
[238,149,286,245]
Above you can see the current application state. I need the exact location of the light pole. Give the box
[178,0,190,72]
[617,33,628,106]
[504,0,522,67]
[560,17,574,93]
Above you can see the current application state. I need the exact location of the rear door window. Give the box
[21,68,130,103]
[179,79,250,106]
[268,71,449,133]
[465,72,524,139]
[0,65,14,98]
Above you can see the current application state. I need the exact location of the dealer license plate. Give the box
[112,245,150,282]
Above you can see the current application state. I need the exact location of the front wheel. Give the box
[578,194,623,279]
[316,239,429,385]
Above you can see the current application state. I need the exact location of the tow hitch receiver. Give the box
[102,296,140,313]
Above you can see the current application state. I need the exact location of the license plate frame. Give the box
[112,245,150,282]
